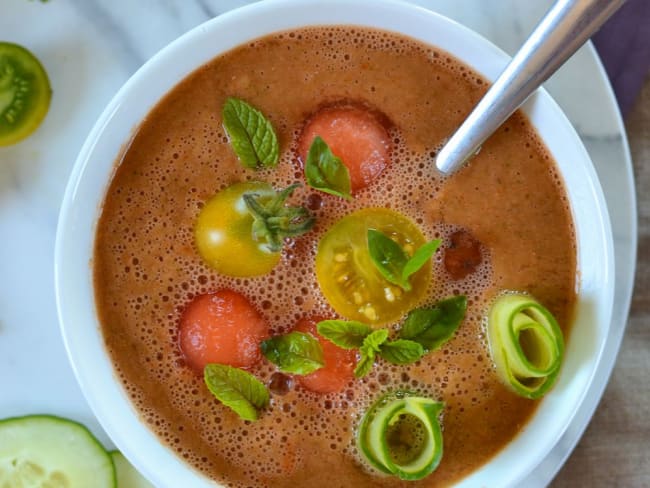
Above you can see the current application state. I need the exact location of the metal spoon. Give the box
[435,0,627,175]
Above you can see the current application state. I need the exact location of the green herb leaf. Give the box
[317,320,373,349]
[367,229,411,290]
[367,229,440,292]
[354,352,375,379]
[304,136,352,199]
[402,240,441,281]
[204,364,269,421]
[379,339,426,365]
[261,332,324,375]
[400,296,467,350]
[222,97,279,169]
[244,183,315,252]
[354,329,389,378]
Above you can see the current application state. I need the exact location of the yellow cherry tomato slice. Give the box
[0,42,51,147]
[195,181,280,277]
[316,208,431,326]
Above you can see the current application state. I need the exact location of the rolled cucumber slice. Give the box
[0,414,115,488]
[110,451,155,488]
[487,293,564,399]
[358,391,444,480]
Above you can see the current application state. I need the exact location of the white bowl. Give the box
[55,0,614,486]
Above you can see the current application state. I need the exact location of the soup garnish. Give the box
[358,391,444,480]
[222,97,279,170]
[298,104,391,193]
[367,228,440,292]
[261,331,325,375]
[178,289,269,370]
[315,208,432,325]
[304,135,353,199]
[204,364,270,421]
[400,296,467,351]
[487,293,564,399]
[294,316,356,393]
[194,182,314,276]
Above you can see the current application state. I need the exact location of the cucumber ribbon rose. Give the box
[487,293,564,399]
[357,391,443,480]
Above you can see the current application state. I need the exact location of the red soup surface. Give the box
[94,26,576,487]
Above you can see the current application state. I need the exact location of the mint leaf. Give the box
[400,296,467,350]
[402,239,441,281]
[363,328,389,351]
[354,329,389,378]
[261,332,324,375]
[379,339,425,365]
[304,136,352,199]
[367,229,410,290]
[317,320,372,349]
[222,97,279,169]
[354,352,375,378]
[204,364,269,421]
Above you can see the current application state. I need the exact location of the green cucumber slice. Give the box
[0,42,52,146]
[487,293,564,399]
[110,451,154,488]
[0,414,115,487]
[357,391,404,474]
[384,398,443,480]
[358,391,444,480]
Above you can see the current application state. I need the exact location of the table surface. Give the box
[552,77,649,488]
[0,0,644,486]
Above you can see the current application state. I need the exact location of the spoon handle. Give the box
[435,0,626,175]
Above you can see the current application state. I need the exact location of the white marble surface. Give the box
[0,0,636,486]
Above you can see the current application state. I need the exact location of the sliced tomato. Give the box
[179,290,268,371]
[294,317,355,394]
[316,208,431,326]
[0,42,51,146]
[297,104,391,192]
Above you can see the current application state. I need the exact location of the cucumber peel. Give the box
[358,391,444,480]
[0,414,115,487]
[487,293,564,399]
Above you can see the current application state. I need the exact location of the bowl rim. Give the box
[54,0,615,486]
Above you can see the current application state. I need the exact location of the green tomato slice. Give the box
[487,293,564,399]
[0,42,52,146]
[316,208,431,326]
[358,392,444,480]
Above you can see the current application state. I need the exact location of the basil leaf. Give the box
[400,296,467,350]
[261,332,324,375]
[317,320,373,349]
[354,329,389,378]
[402,239,441,281]
[304,136,352,199]
[367,229,410,290]
[379,339,425,365]
[367,229,440,292]
[204,364,269,421]
[222,97,279,169]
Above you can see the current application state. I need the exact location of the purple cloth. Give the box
[592,0,650,116]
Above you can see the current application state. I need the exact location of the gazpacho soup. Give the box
[94,26,575,487]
